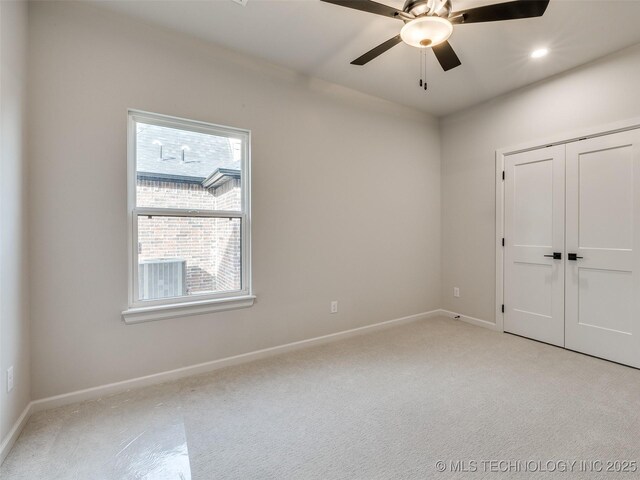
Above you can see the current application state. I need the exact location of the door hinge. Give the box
[501,304,505,313]
[502,170,505,180]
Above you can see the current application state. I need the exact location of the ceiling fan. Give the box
[320,0,550,71]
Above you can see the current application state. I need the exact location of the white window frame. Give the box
[122,110,254,324]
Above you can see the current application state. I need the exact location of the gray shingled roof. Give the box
[136,123,239,180]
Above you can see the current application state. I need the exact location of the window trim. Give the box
[122,110,253,323]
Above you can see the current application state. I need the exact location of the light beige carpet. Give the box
[2,316,640,479]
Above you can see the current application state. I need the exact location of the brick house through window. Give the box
[135,122,242,300]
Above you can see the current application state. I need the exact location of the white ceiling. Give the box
[90,0,640,116]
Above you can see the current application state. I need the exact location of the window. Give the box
[122,111,253,323]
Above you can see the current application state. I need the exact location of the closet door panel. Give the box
[504,145,565,346]
[565,130,640,367]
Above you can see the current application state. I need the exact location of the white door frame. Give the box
[495,116,640,333]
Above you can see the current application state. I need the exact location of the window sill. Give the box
[122,295,256,324]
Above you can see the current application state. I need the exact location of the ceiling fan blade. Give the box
[432,41,461,71]
[320,0,401,19]
[351,34,402,66]
[450,0,550,24]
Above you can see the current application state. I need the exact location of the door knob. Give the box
[544,252,562,260]
[568,253,583,261]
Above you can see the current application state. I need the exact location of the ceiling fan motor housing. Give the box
[403,0,452,18]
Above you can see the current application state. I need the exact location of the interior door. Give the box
[504,145,565,346]
[565,130,640,367]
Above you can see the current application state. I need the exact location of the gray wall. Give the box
[28,2,442,399]
[0,0,30,441]
[440,43,640,323]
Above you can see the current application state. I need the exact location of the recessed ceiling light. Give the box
[531,48,549,59]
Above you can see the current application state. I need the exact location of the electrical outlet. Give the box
[330,301,338,314]
[7,366,14,393]
[453,287,460,298]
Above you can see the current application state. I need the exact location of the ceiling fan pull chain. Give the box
[423,49,428,91]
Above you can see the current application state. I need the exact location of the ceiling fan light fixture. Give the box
[400,16,453,49]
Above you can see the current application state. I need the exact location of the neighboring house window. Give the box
[123,111,253,323]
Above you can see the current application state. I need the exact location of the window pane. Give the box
[137,216,241,301]
[136,122,242,211]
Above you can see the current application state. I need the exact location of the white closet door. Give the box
[504,146,565,346]
[565,130,640,367]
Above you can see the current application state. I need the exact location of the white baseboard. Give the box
[30,309,443,414]
[0,402,32,465]
[438,309,499,331]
